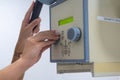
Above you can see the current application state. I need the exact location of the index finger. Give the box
[34,30,59,42]
[23,1,34,24]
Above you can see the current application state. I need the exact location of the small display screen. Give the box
[58,16,74,26]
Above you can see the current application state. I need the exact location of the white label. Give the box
[97,16,120,23]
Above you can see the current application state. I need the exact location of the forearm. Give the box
[0,58,31,80]
[11,42,25,80]
[11,52,24,80]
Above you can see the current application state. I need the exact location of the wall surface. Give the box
[0,0,120,80]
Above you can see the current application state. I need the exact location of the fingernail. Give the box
[35,18,40,23]
[55,30,60,35]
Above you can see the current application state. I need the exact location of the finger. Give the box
[36,30,58,37]
[40,45,51,54]
[33,22,40,33]
[34,30,59,41]
[28,18,40,32]
[22,1,34,24]
[40,41,55,49]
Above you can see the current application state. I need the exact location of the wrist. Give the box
[15,44,24,53]
[18,58,33,70]
[15,39,25,52]
[12,48,23,63]
[13,41,24,60]
[12,51,22,63]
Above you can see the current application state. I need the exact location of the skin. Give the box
[0,1,59,80]
[11,2,39,80]
[12,1,40,63]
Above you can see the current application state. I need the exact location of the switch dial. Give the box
[67,27,81,41]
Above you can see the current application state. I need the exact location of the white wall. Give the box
[0,0,120,80]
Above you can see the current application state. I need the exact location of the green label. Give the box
[58,16,74,26]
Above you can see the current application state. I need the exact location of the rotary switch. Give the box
[67,27,81,41]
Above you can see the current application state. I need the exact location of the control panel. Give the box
[50,0,120,77]
[50,0,89,62]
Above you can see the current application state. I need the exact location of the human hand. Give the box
[13,2,40,59]
[21,30,59,66]
[11,1,41,80]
